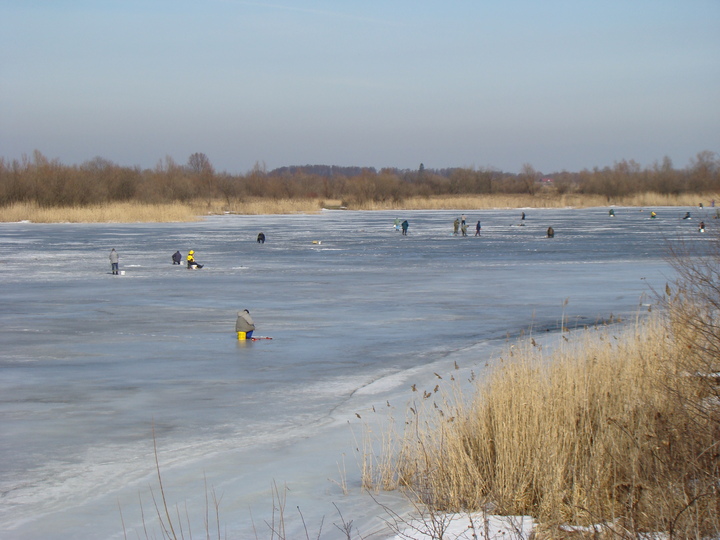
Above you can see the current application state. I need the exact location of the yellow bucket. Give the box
[237,331,247,340]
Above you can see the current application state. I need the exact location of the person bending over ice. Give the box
[236,309,255,339]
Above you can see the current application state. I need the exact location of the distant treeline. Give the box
[1,150,718,208]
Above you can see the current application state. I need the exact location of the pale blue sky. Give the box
[1,0,718,174]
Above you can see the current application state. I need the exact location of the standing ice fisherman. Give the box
[109,248,119,275]
[257,232,265,244]
[236,309,255,340]
[401,220,409,235]
[475,221,481,236]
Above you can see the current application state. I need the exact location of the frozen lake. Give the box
[0,206,709,539]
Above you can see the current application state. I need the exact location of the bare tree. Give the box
[519,163,539,195]
[187,153,214,176]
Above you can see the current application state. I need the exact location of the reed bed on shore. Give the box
[0,201,201,223]
[2,193,714,223]
[0,198,332,222]
[364,246,720,537]
[353,193,597,210]
[354,192,715,211]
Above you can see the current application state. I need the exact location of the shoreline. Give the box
[1,193,716,223]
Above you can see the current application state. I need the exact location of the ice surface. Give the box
[0,207,709,539]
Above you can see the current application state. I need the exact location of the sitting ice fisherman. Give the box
[236,309,255,340]
[187,250,203,269]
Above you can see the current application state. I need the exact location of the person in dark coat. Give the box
[172,251,182,264]
[547,226,555,238]
[401,220,409,235]
[257,232,265,244]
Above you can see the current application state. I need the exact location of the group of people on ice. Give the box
[393,212,554,239]
[644,208,710,231]
[107,248,203,275]
[108,248,259,339]
[111,206,713,277]
[111,231,270,275]
[452,215,473,236]
[393,217,409,235]
[170,250,203,269]
[448,212,553,238]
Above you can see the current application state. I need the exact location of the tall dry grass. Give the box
[0,201,202,223]
[615,191,716,208]
[2,193,713,223]
[0,198,333,223]
[354,192,716,211]
[366,249,720,536]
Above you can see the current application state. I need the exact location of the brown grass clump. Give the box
[0,198,331,223]
[368,241,720,537]
[1,201,201,223]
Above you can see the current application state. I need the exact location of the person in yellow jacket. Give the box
[186,250,203,269]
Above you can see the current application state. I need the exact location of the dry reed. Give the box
[3,193,714,223]
[368,310,720,536]
[351,192,715,211]
[0,198,332,223]
[0,201,201,223]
